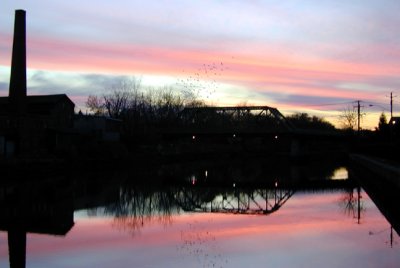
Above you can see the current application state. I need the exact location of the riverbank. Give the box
[349,154,400,235]
[350,154,400,188]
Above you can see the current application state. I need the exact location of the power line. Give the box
[301,101,355,107]
[368,101,388,107]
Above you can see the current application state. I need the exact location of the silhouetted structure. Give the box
[0,179,75,268]
[74,114,121,142]
[9,10,27,116]
[388,116,400,139]
[179,106,295,133]
[389,117,399,125]
[0,10,75,157]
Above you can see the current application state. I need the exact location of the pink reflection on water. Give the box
[1,191,398,268]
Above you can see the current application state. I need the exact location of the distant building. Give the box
[74,114,121,142]
[0,94,75,156]
[0,10,75,158]
[389,116,399,126]
[0,94,75,128]
[389,116,400,139]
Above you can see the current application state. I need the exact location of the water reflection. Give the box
[0,179,74,268]
[369,226,397,248]
[173,187,294,214]
[349,163,400,235]
[331,167,348,180]
[338,187,365,224]
[0,158,399,267]
[179,220,229,267]
[107,186,178,235]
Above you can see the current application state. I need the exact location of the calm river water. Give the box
[0,159,399,267]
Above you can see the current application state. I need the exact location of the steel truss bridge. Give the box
[163,105,345,156]
[173,186,294,215]
[176,105,296,135]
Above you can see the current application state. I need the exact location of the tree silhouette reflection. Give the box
[107,186,179,234]
[338,187,365,223]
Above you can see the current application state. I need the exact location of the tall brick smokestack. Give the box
[9,10,27,115]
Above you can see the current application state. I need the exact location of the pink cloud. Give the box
[1,30,398,125]
[1,34,392,81]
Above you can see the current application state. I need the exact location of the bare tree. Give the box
[86,95,105,115]
[85,76,208,138]
[85,77,142,118]
[184,99,206,108]
[103,77,141,118]
[339,106,358,130]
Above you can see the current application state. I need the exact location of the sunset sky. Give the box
[1,1,400,128]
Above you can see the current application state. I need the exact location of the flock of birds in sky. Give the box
[177,61,229,101]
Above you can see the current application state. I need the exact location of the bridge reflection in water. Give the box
[174,186,295,215]
[0,160,398,267]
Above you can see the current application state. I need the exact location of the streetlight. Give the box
[369,104,395,140]
[369,104,389,120]
[368,104,387,110]
[368,104,390,131]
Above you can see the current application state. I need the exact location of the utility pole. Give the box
[356,100,361,134]
[388,91,397,119]
[353,100,364,134]
[390,92,393,119]
[389,92,396,141]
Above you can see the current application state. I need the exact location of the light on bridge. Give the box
[191,175,196,185]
